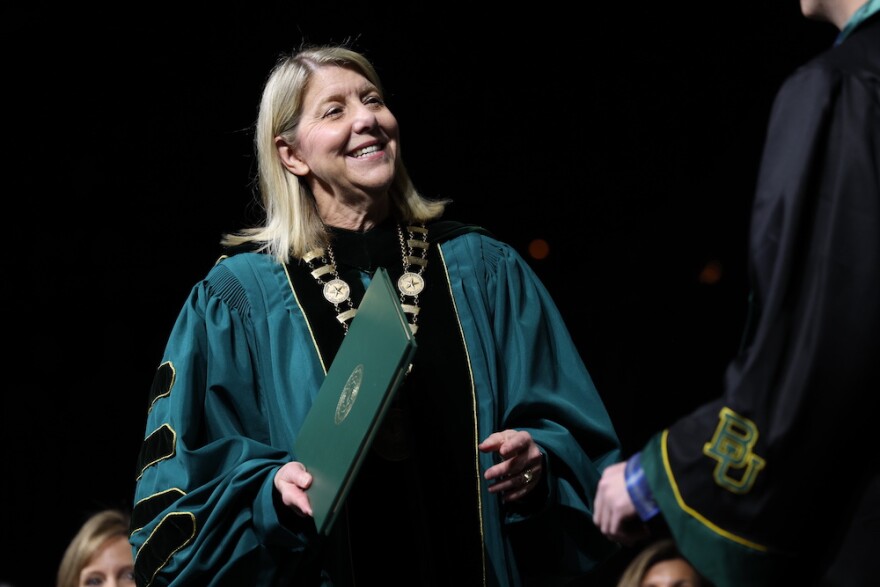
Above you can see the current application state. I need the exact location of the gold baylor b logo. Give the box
[702,407,766,494]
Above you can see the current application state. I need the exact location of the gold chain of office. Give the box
[303,223,429,334]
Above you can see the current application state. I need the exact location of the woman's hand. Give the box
[274,461,314,516]
[479,429,543,502]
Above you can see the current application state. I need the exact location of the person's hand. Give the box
[593,461,650,545]
[274,461,314,517]
[479,429,543,502]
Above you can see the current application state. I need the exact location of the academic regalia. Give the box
[638,11,880,586]
[130,219,621,586]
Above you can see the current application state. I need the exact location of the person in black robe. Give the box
[592,1,880,585]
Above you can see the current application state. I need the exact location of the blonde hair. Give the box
[616,538,712,587]
[57,509,132,587]
[221,44,448,263]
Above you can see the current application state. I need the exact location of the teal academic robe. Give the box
[131,226,621,586]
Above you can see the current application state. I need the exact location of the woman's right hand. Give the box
[274,461,314,517]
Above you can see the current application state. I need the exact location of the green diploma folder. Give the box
[293,267,418,536]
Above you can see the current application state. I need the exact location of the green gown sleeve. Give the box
[130,255,326,586]
[441,233,623,582]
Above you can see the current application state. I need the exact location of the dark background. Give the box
[4,3,838,586]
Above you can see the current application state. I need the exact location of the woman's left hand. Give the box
[479,429,543,502]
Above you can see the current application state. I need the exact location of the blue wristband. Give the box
[625,452,660,521]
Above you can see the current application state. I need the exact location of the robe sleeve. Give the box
[130,260,317,587]
[639,22,880,586]
[443,234,623,577]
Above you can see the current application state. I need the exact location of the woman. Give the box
[130,44,621,586]
[617,539,713,587]
[57,509,135,587]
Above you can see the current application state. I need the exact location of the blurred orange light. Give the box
[528,238,550,260]
[699,260,723,284]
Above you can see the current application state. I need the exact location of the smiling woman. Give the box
[127,44,622,586]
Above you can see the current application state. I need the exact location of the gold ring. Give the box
[522,468,534,484]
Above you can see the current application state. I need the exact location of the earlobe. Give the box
[276,137,309,176]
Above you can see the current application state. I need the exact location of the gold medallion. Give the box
[323,278,350,304]
[398,272,425,296]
